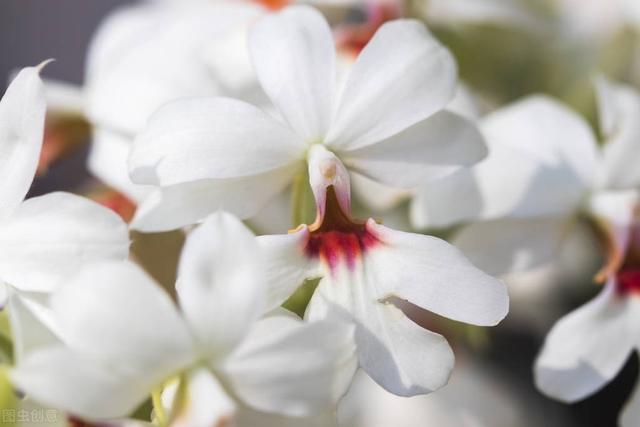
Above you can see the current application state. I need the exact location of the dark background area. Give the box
[0,0,131,88]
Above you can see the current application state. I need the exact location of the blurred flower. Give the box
[412,78,640,278]
[84,0,266,201]
[128,5,486,232]
[0,65,129,307]
[11,213,355,425]
[258,148,507,398]
[126,5,506,397]
[552,0,640,42]
[534,208,640,427]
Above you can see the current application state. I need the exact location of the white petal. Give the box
[51,260,194,377]
[339,111,487,188]
[351,173,412,212]
[453,217,569,276]
[245,186,293,234]
[88,129,151,202]
[131,166,299,232]
[250,6,335,141]
[222,314,356,417]
[594,78,640,189]
[588,190,639,258]
[86,1,263,133]
[621,379,640,427]
[446,82,480,121]
[7,293,60,364]
[410,95,595,229]
[257,227,314,311]
[534,280,638,402]
[177,212,264,359]
[367,221,509,326]
[326,20,456,150]
[163,368,236,427]
[0,66,46,218]
[42,78,86,115]
[306,287,453,397]
[130,97,304,186]
[0,192,129,293]
[11,346,153,419]
[236,405,337,427]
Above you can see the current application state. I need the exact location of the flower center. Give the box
[304,186,380,272]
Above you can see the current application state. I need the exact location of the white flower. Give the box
[126,4,506,398]
[411,78,640,276]
[257,176,507,397]
[534,213,640,427]
[11,212,356,425]
[128,5,487,232]
[84,0,265,201]
[0,65,129,306]
[552,0,640,41]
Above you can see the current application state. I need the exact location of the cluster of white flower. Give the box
[2,0,640,426]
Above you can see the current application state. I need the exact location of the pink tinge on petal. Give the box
[616,268,640,296]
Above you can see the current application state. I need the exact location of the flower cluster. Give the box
[3,0,640,426]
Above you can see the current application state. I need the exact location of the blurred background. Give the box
[1,1,638,426]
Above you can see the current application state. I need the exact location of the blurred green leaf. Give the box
[282,278,320,317]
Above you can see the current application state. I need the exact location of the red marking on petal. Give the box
[305,228,380,272]
[616,268,640,296]
[304,186,381,273]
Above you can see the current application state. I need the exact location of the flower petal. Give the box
[7,293,60,364]
[162,368,236,427]
[51,260,194,377]
[129,97,304,186]
[130,166,299,232]
[0,66,46,218]
[367,221,509,326]
[0,192,129,293]
[221,314,356,416]
[86,1,263,134]
[88,129,151,202]
[236,405,337,427]
[410,95,595,229]
[534,280,638,402]
[594,77,640,190]
[257,227,315,311]
[340,111,487,188]
[351,173,412,212]
[326,20,456,150]
[249,5,335,141]
[452,217,569,276]
[11,346,153,420]
[177,212,265,359]
[306,288,453,397]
